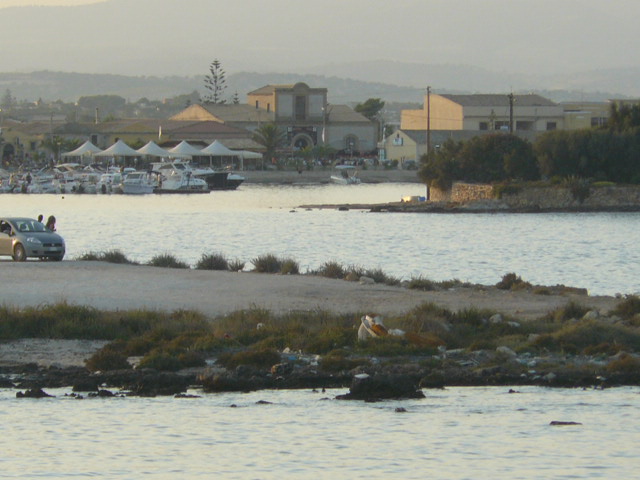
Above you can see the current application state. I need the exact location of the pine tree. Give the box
[203,59,227,104]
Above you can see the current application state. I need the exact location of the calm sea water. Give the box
[3,185,640,478]
[5,183,639,295]
[2,386,638,479]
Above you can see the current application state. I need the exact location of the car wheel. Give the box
[51,254,64,262]
[13,244,27,262]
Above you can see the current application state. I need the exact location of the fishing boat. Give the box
[152,162,209,194]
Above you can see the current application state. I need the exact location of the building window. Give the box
[516,121,534,131]
[546,122,557,131]
[267,103,270,113]
[495,121,510,131]
[255,100,259,108]
[479,122,488,131]
[295,96,306,120]
[590,117,606,127]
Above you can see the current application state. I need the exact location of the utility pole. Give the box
[508,93,515,133]
[426,86,432,155]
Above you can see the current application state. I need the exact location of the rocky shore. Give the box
[1,261,637,400]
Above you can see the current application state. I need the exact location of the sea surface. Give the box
[2,386,639,479]
[3,184,640,478]
[5,183,639,295]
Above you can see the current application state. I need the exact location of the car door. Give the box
[0,221,13,256]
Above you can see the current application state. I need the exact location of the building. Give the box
[562,101,610,130]
[401,93,564,135]
[172,82,377,156]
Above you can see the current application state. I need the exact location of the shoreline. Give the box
[1,261,637,397]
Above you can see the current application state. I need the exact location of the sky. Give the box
[1,0,639,82]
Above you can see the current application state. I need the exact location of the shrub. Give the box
[550,301,590,322]
[279,258,299,275]
[76,249,136,264]
[493,183,522,199]
[216,348,281,370]
[138,351,183,371]
[364,267,400,286]
[407,276,436,291]
[320,351,368,372]
[251,254,282,273]
[148,253,190,269]
[195,252,229,271]
[496,272,531,290]
[228,259,246,272]
[85,348,131,372]
[316,261,346,279]
[611,295,640,320]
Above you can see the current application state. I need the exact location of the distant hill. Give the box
[0,69,630,107]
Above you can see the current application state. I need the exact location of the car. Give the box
[0,217,65,261]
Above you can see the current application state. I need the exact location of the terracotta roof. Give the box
[199,104,276,123]
[248,85,295,95]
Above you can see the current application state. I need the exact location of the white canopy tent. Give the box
[235,150,263,170]
[61,140,102,164]
[94,139,140,158]
[136,141,172,158]
[168,141,203,158]
[200,140,243,169]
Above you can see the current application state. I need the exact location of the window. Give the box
[295,96,306,120]
[516,121,534,131]
[546,122,557,131]
[479,122,488,131]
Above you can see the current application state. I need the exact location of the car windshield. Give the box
[15,220,47,233]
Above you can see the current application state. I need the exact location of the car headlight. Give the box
[26,237,42,245]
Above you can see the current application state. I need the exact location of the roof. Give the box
[326,105,371,123]
[181,104,276,123]
[440,94,558,107]
[248,84,295,95]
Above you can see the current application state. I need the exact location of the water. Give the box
[6,183,639,295]
[3,185,640,478]
[1,386,638,479]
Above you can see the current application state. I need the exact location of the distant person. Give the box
[45,215,56,232]
[37,214,43,223]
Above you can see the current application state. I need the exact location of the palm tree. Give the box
[252,123,287,169]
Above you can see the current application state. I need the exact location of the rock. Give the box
[543,372,557,382]
[496,346,517,358]
[271,363,294,375]
[489,314,504,324]
[336,374,425,401]
[345,271,359,282]
[16,388,53,398]
[359,276,375,285]
[550,421,582,426]
[582,310,600,321]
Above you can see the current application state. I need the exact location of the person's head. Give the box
[47,215,55,225]
[37,214,43,223]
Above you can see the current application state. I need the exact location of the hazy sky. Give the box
[1,0,639,79]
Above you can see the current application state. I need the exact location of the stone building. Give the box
[172,82,377,156]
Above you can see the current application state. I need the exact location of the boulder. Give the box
[336,374,425,401]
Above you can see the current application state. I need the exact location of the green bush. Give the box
[316,261,346,279]
[195,252,229,271]
[280,258,300,275]
[611,295,640,320]
[251,254,282,273]
[496,272,531,290]
[85,348,131,372]
[216,349,281,370]
[148,253,190,269]
[228,259,246,272]
[138,351,183,371]
[76,249,136,264]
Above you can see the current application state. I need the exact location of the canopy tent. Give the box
[235,150,263,170]
[136,141,172,158]
[200,140,243,169]
[61,140,102,164]
[94,139,140,157]
[200,140,238,157]
[167,141,203,158]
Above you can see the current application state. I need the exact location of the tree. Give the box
[354,98,385,120]
[203,59,227,104]
[252,123,287,168]
[1,89,16,109]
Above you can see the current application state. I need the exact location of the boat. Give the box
[121,171,156,195]
[152,162,209,194]
[196,168,245,190]
[330,165,362,185]
[96,172,124,194]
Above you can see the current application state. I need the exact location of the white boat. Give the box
[153,160,243,191]
[152,162,209,194]
[96,172,124,194]
[330,165,362,185]
[121,171,156,195]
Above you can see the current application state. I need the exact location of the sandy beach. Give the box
[0,261,620,367]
